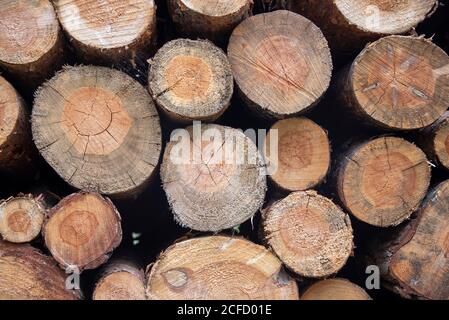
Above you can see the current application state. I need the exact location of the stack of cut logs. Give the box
[0,0,448,300]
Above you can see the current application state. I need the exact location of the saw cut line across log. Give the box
[146,236,299,300]
[32,65,162,199]
[228,10,332,119]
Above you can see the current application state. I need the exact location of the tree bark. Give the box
[54,0,157,66]
[161,124,267,232]
[0,76,37,179]
[43,192,122,271]
[336,136,431,227]
[0,240,81,300]
[167,0,252,44]
[368,179,449,300]
[262,191,353,278]
[333,35,449,131]
[32,65,162,199]
[0,194,47,243]
[227,10,332,119]
[286,0,438,56]
[93,259,146,300]
[301,278,371,300]
[148,39,233,123]
[146,235,299,300]
[264,117,331,192]
[0,0,64,91]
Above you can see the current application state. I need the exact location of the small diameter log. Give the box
[148,39,233,123]
[0,76,36,177]
[264,117,330,192]
[370,180,449,300]
[301,278,371,300]
[146,236,299,300]
[0,194,47,243]
[336,36,449,131]
[167,0,252,43]
[0,240,81,300]
[286,0,437,55]
[93,260,145,300]
[161,124,267,232]
[417,111,449,170]
[0,0,64,88]
[43,192,122,271]
[336,136,431,227]
[32,66,162,199]
[228,10,332,119]
[262,191,353,278]
[55,0,157,65]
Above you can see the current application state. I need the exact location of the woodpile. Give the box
[0,0,448,301]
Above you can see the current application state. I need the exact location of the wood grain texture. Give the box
[287,0,437,55]
[55,0,156,64]
[0,0,64,88]
[0,240,81,300]
[337,136,430,227]
[167,0,252,43]
[148,39,233,122]
[370,179,449,300]
[0,76,37,177]
[263,191,353,278]
[146,236,299,300]
[0,194,46,243]
[161,124,267,232]
[32,66,162,199]
[43,192,122,271]
[264,117,331,192]
[93,259,145,300]
[301,278,371,300]
[228,10,332,119]
[336,36,449,130]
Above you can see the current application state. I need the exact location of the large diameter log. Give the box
[0,240,81,300]
[32,66,162,199]
[286,0,438,55]
[335,36,449,131]
[301,278,371,300]
[228,10,332,119]
[417,111,449,171]
[55,0,157,65]
[264,117,331,192]
[146,236,299,300]
[161,124,267,232]
[369,180,449,300]
[0,0,64,88]
[43,192,122,271]
[167,0,252,43]
[148,39,233,123]
[0,76,37,177]
[336,136,431,227]
[0,194,46,243]
[93,259,145,300]
[262,191,353,278]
